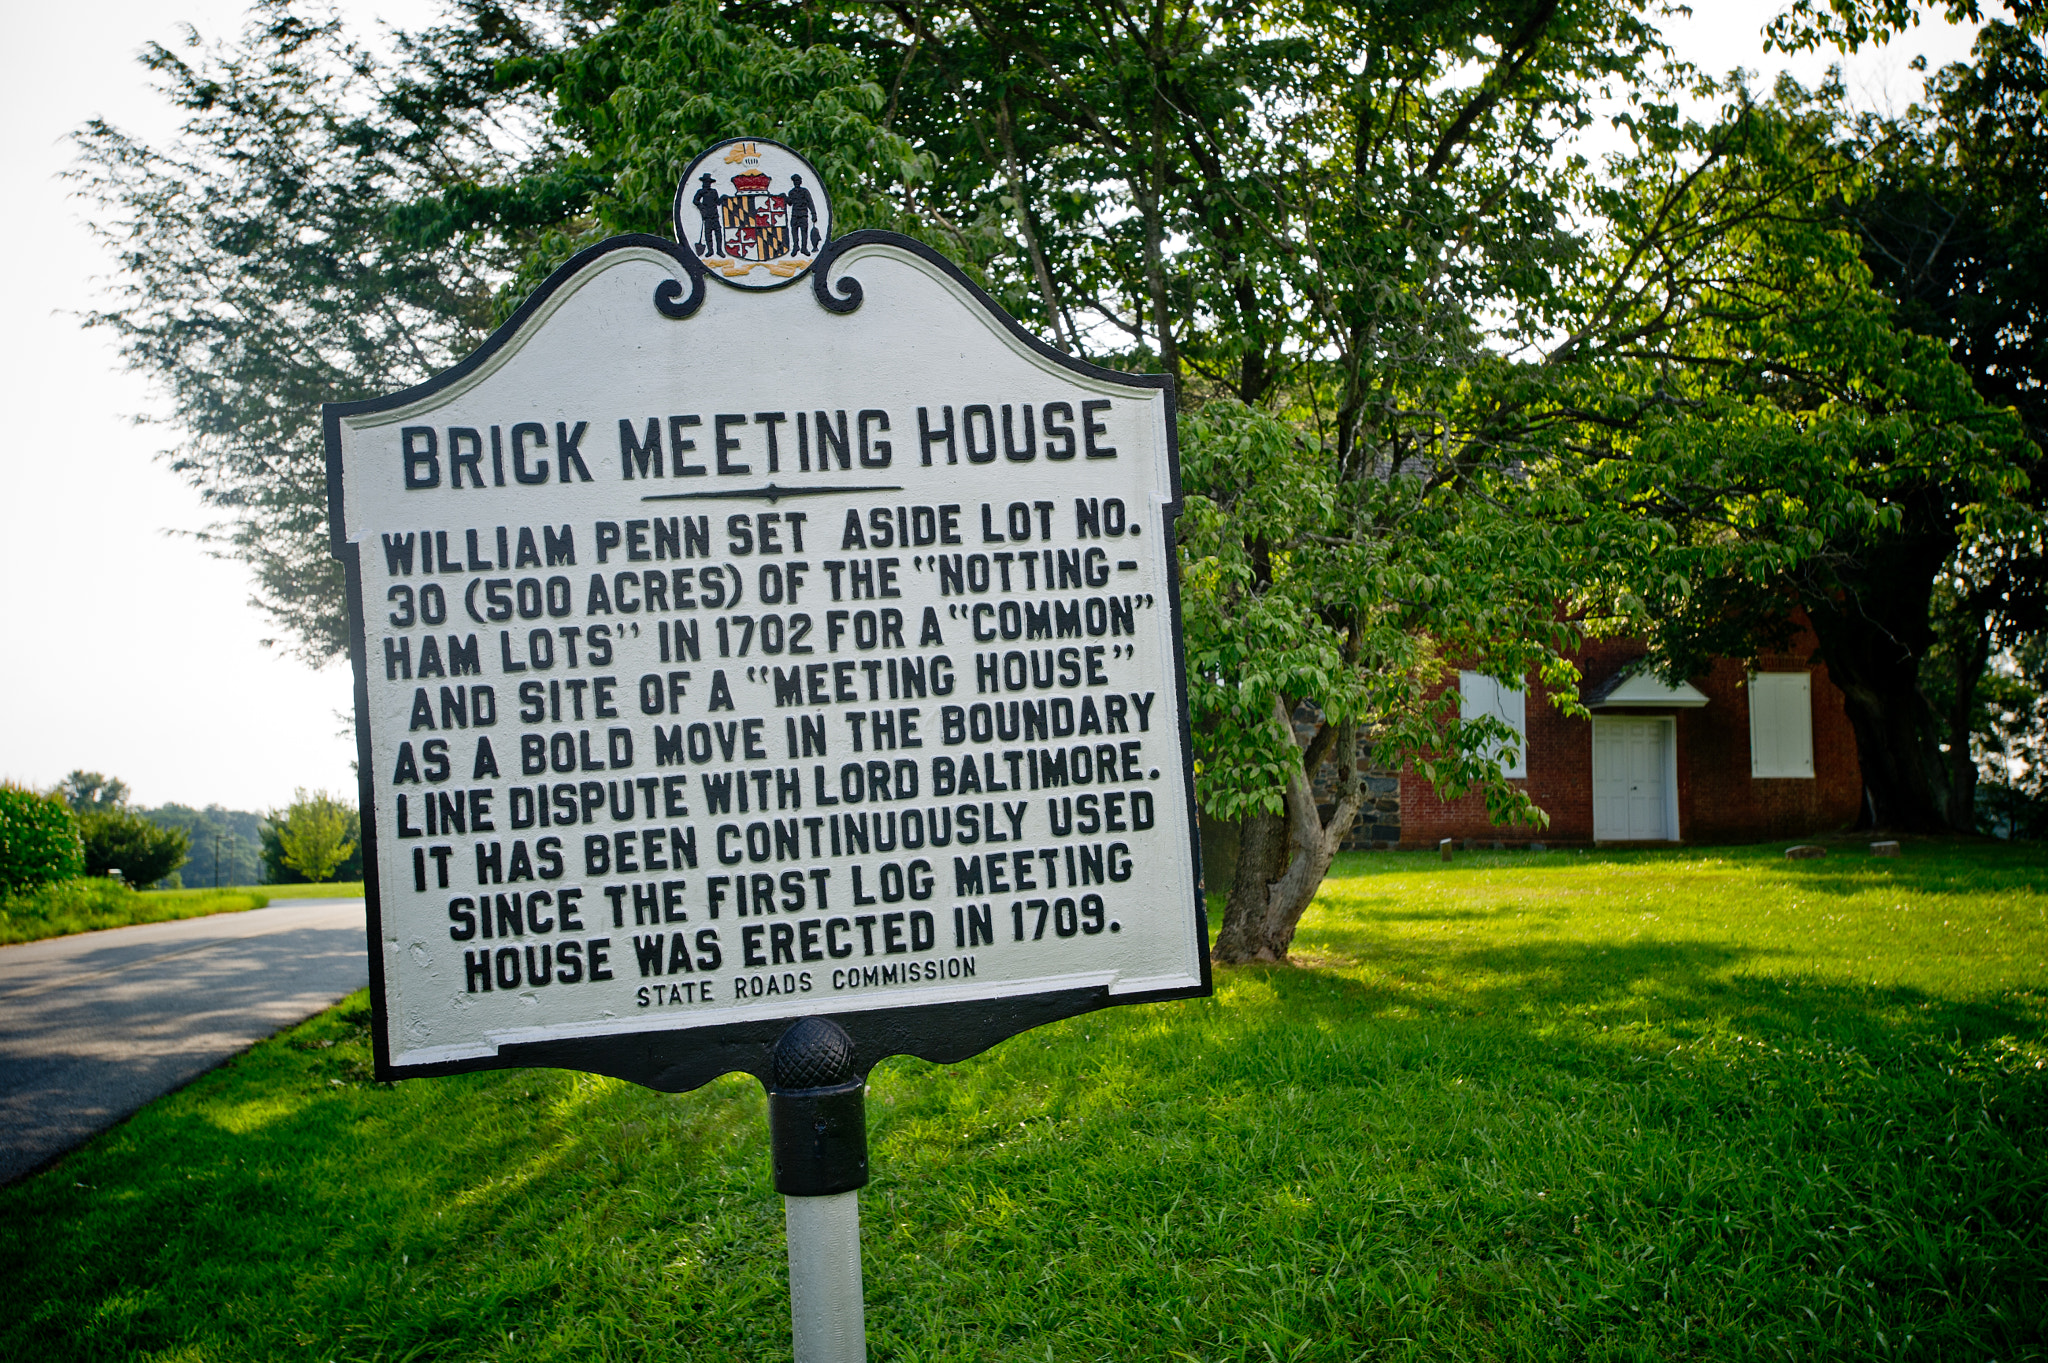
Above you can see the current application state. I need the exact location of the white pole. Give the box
[784,1190,866,1363]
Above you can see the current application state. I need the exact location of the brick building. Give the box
[1272,626,1864,854]
[1393,629,1864,847]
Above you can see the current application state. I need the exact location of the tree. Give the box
[1564,26,2048,835]
[1180,400,1597,962]
[259,813,364,884]
[0,787,84,895]
[79,809,190,888]
[72,1,570,661]
[269,789,359,883]
[146,804,267,887]
[55,770,192,886]
[478,0,924,278]
[712,0,1676,962]
[1970,630,2048,836]
[84,0,2045,951]
[1847,20,2048,829]
[76,0,926,660]
[50,0,1804,951]
[59,771,131,813]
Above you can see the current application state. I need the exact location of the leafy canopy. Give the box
[272,789,359,884]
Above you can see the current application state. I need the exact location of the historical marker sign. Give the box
[327,143,1208,1089]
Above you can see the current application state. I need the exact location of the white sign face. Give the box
[328,201,1208,1085]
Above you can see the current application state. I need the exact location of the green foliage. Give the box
[78,808,190,889]
[1554,54,2048,832]
[260,801,363,886]
[0,785,84,895]
[0,881,268,947]
[57,771,129,813]
[268,789,358,884]
[1,841,2041,1358]
[1764,0,2026,56]
[74,0,2048,868]
[1861,21,2048,826]
[71,0,558,661]
[483,0,926,302]
[1970,633,2048,838]
[1177,399,1581,829]
[144,804,267,888]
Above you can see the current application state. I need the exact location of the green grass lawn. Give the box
[0,880,366,946]
[2,840,2042,1360]
[260,880,365,901]
[0,880,272,945]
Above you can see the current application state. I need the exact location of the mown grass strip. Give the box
[1,840,2042,1360]
[261,881,366,902]
[0,880,365,946]
[0,880,272,945]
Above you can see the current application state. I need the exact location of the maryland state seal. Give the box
[672,138,834,290]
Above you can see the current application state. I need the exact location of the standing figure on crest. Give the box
[693,174,726,257]
[785,174,819,255]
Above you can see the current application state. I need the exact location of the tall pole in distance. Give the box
[767,1018,869,1363]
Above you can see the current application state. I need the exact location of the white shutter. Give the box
[1459,671,1528,778]
[1749,672,1814,778]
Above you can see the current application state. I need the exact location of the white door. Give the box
[1592,718,1675,840]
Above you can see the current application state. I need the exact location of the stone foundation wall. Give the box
[1292,703,1402,850]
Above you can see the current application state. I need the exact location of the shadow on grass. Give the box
[5,947,2044,1362]
[1775,861,2048,898]
[0,996,787,1361]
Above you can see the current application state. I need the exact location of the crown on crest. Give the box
[675,137,833,288]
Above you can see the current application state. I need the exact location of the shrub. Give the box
[0,785,84,894]
[269,790,358,883]
[261,798,363,885]
[79,808,190,889]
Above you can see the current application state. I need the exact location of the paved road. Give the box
[0,899,368,1184]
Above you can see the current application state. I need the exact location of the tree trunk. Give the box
[1211,706,1366,964]
[1944,621,1992,831]
[1213,808,1287,961]
[1806,572,1966,833]
[1136,40,1179,379]
[994,96,1073,354]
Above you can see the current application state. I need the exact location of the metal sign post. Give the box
[325,136,1210,1355]
[769,1017,868,1361]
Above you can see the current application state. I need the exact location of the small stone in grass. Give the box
[1785,844,1826,859]
[1529,842,1547,853]
[1439,838,1453,863]
[1871,840,1901,857]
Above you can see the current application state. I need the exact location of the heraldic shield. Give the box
[672,138,834,289]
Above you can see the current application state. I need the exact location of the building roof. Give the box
[1585,668,1710,709]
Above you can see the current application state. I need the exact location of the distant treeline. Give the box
[141,804,363,888]
[142,805,264,888]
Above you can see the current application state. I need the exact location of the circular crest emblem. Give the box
[672,138,834,290]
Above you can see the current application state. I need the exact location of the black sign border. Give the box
[325,228,1211,1092]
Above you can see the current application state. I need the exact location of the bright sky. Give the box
[0,1,1984,813]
